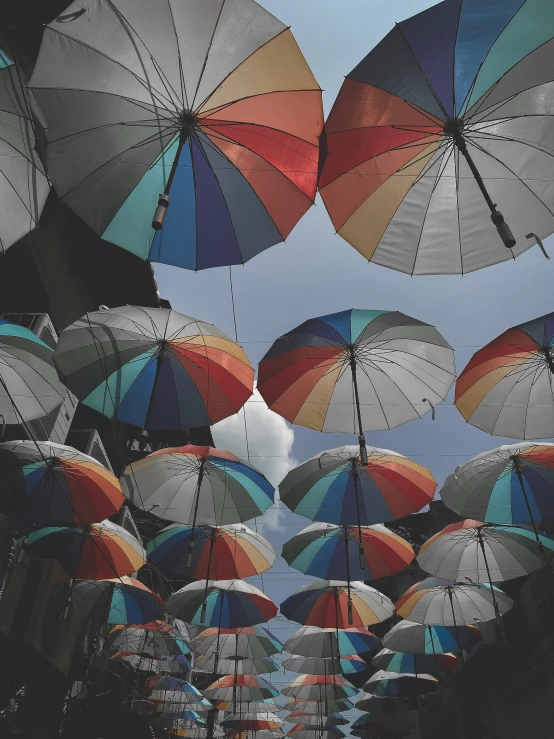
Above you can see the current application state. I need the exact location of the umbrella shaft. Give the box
[452,131,495,213]
[349,352,368,466]
[476,529,502,627]
[513,460,550,569]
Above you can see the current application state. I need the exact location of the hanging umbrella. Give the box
[280,580,394,629]
[287,729,345,739]
[210,698,278,713]
[168,730,224,738]
[166,580,278,627]
[284,626,381,659]
[111,651,191,675]
[258,310,455,461]
[74,576,164,624]
[396,582,513,626]
[372,648,458,675]
[0,320,66,424]
[147,522,275,579]
[319,0,554,274]
[110,622,191,658]
[204,675,278,704]
[191,626,282,661]
[21,520,145,579]
[282,523,414,582]
[0,440,124,526]
[455,312,554,439]
[417,520,554,583]
[193,655,280,676]
[123,445,274,525]
[0,57,49,254]
[226,732,282,739]
[282,654,367,676]
[29,0,322,271]
[356,694,418,714]
[281,699,355,714]
[382,620,482,655]
[161,711,206,728]
[285,713,349,728]
[281,675,359,701]
[52,306,254,431]
[142,677,208,708]
[221,712,283,730]
[364,671,438,698]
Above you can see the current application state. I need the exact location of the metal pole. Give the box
[447,588,465,666]
[200,526,216,620]
[349,350,368,466]
[152,128,190,229]
[351,460,366,571]
[512,456,550,568]
[343,527,353,626]
[142,348,165,434]
[476,528,502,628]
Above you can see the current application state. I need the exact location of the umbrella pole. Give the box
[350,460,366,571]
[207,593,225,739]
[349,351,368,467]
[188,457,206,566]
[142,350,165,435]
[446,589,465,667]
[343,527,354,626]
[476,528,503,630]
[201,528,217,620]
[152,129,190,229]
[512,457,551,570]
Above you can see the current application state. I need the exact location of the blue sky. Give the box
[154,0,554,729]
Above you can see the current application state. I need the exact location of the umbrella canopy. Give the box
[0,320,66,425]
[258,310,454,434]
[53,306,254,431]
[142,677,208,707]
[221,712,283,730]
[0,58,49,253]
[168,730,223,738]
[204,675,278,703]
[355,694,418,714]
[111,652,191,675]
[281,675,359,701]
[147,522,275,578]
[281,699,355,714]
[285,713,349,728]
[226,732,281,739]
[280,580,394,628]
[162,712,206,728]
[284,626,381,658]
[29,0,322,271]
[364,671,439,698]
[0,440,123,526]
[455,312,554,439]
[110,622,191,658]
[282,654,368,676]
[372,648,458,675]
[319,0,554,274]
[74,576,164,624]
[166,580,278,627]
[282,523,414,581]
[382,620,482,655]
[417,520,554,582]
[210,698,278,713]
[193,654,280,676]
[190,626,282,660]
[396,582,513,626]
[279,446,435,526]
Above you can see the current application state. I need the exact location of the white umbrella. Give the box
[382,620,482,655]
[283,626,381,658]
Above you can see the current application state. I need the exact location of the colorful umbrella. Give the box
[142,676,208,707]
[111,652,191,675]
[280,580,394,629]
[53,306,254,431]
[161,712,206,728]
[168,730,224,738]
[455,312,554,439]
[364,671,438,698]
[279,446,436,531]
[221,712,283,730]
[417,520,554,583]
[29,0,322,270]
[193,655,280,676]
[285,713,349,727]
[0,320,65,424]
[258,310,455,456]
[204,675,279,703]
[281,699,355,714]
[226,732,281,739]
[282,523,414,582]
[210,698,278,713]
[281,675,359,701]
[147,522,275,579]
[0,440,124,526]
[282,654,368,676]
[319,0,554,274]
[372,648,458,675]
[166,580,278,627]
[190,626,283,661]
[21,520,145,579]
[284,626,381,659]
[110,622,191,658]
[382,621,482,655]
[0,58,49,253]
[74,576,164,624]
[355,694,418,714]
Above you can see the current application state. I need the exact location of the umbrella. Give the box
[396,582,513,626]
[319,0,554,274]
[110,622,191,658]
[280,580,394,629]
[29,0,322,271]
[417,520,554,583]
[284,714,349,727]
[0,440,124,526]
[210,699,278,713]
[168,730,224,738]
[204,675,279,703]
[355,694,418,714]
[282,523,414,582]
[282,654,368,676]
[382,621,482,655]
[0,57,49,254]
[21,520,145,579]
[364,671,438,698]
[52,306,254,431]
[258,310,455,460]
[166,580,278,627]
[284,626,381,659]
[279,447,436,551]
[147,522,275,579]
[226,732,282,739]
[221,712,283,730]
[111,651,191,675]
[281,699,355,714]
[74,576,164,624]
[455,312,554,439]
[372,648,458,675]
[193,655,280,676]
[161,712,206,728]
[287,729,345,739]
[142,676,208,707]
[190,626,282,662]
[123,445,274,525]
[281,675,359,701]
[0,320,66,425]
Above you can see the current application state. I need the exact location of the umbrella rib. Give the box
[165,0,188,109]
[469,126,554,161]
[0,163,41,222]
[189,0,226,112]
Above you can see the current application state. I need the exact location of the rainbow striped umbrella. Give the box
[372,648,458,675]
[364,672,438,698]
[282,523,414,581]
[226,732,282,739]
[190,626,282,661]
[193,654,280,676]
[0,441,123,526]
[210,699,278,713]
[168,730,224,738]
[141,677,208,707]
[122,445,274,525]
[110,621,191,658]
[21,520,145,579]
[284,626,381,659]
[281,675,359,701]
[204,675,278,703]
[281,699,354,714]
[282,654,367,676]
[285,713,349,728]
[221,711,283,731]
[382,621,482,656]
[279,446,436,527]
[74,576,164,624]
[147,522,275,579]
[53,307,254,431]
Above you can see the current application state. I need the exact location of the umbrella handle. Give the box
[526,233,550,259]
